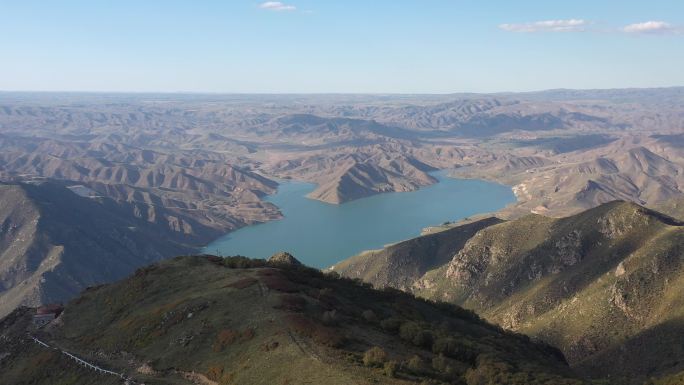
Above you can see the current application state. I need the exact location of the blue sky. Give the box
[1,1,683,93]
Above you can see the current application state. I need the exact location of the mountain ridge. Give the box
[335,201,684,383]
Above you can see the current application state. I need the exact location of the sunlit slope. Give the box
[339,201,684,383]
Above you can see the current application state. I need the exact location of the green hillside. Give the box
[0,255,587,385]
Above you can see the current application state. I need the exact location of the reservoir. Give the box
[205,171,515,268]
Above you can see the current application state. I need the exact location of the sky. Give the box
[1,1,683,93]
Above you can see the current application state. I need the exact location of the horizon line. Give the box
[0,85,683,96]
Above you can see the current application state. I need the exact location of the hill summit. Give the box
[268,251,302,266]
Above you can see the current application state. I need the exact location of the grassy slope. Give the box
[1,256,587,385]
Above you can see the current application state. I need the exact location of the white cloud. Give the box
[499,19,589,33]
[623,21,677,34]
[259,1,296,11]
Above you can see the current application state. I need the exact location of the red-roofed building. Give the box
[33,304,64,327]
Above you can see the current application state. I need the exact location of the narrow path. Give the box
[28,334,137,384]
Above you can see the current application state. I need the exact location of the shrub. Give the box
[362,309,378,323]
[285,314,345,347]
[432,354,449,372]
[433,337,476,363]
[432,353,463,380]
[206,365,224,381]
[325,270,340,279]
[212,329,239,352]
[407,355,427,374]
[205,364,235,385]
[380,317,403,334]
[363,346,388,367]
[400,321,433,347]
[321,310,339,326]
[400,321,421,341]
[414,329,434,348]
[384,360,399,377]
[221,256,265,268]
[241,328,255,341]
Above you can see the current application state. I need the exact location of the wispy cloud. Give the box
[259,1,296,11]
[499,19,589,33]
[622,21,678,34]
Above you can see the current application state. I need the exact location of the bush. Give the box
[285,314,345,347]
[384,360,398,377]
[380,317,403,334]
[407,355,427,374]
[400,321,433,347]
[432,354,449,372]
[206,365,224,381]
[212,329,239,352]
[325,270,340,279]
[433,354,462,380]
[362,309,378,323]
[321,310,339,326]
[400,321,421,341]
[414,329,434,348]
[221,256,266,269]
[363,346,388,367]
[433,337,476,363]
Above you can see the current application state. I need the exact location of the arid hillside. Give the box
[335,201,684,384]
[0,182,196,317]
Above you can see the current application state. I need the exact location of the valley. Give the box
[4,1,684,383]
[206,171,514,267]
[2,89,684,314]
[2,89,684,384]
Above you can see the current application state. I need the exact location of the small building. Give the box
[33,304,64,327]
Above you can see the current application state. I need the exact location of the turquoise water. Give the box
[205,171,515,268]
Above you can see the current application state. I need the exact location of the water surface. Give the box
[205,171,514,268]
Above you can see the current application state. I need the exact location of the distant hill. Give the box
[0,255,586,385]
[335,201,684,384]
[0,182,195,317]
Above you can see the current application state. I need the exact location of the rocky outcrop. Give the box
[268,252,302,266]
